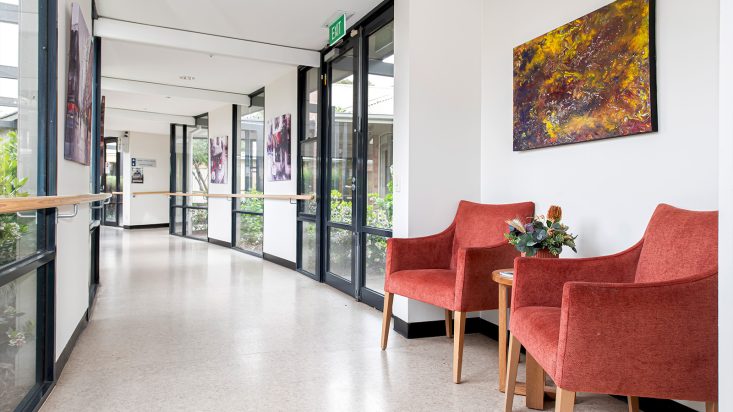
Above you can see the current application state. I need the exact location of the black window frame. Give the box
[231,89,265,257]
[0,0,59,410]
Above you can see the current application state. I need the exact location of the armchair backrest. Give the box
[450,200,535,269]
[635,204,718,283]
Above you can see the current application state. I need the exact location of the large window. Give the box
[169,116,209,241]
[0,0,57,410]
[296,68,319,278]
[234,91,265,255]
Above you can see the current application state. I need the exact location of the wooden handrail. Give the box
[0,193,112,214]
[110,192,315,201]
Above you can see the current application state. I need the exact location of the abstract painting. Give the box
[266,114,291,181]
[210,136,228,184]
[64,3,93,164]
[513,0,656,151]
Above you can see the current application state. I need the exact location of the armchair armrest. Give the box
[454,243,519,311]
[385,223,455,274]
[554,271,717,400]
[512,240,643,311]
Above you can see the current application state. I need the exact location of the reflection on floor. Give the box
[42,228,627,411]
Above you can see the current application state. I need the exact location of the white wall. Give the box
[121,132,170,226]
[481,1,719,410]
[719,0,732,409]
[207,104,234,242]
[263,70,298,261]
[55,0,93,360]
[481,0,719,257]
[393,0,483,322]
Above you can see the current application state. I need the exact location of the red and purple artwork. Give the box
[513,0,657,151]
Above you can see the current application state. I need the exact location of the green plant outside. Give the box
[0,131,29,266]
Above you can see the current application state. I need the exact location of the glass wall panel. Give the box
[328,227,352,280]
[365,234,388,294]
[301,140,317,215]
[174,124,184,205]
[300,68,319,215]
[173,207,183,235]
[185,208,207,240]
[329,51,354,225]
[235,213,263,253]
[301,221,317,275]
[187,125,209,207]
[366,21,394,230]
[0,270,37,411]
[0,0,39,266]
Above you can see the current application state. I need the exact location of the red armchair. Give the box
[504,204,718,412]
[380,200,535,383]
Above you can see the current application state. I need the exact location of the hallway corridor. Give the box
[41,228,626,411]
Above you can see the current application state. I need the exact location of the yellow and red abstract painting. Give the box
[513,0,656,151]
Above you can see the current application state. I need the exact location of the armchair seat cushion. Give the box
[511,306,562,376]
[385,269,456,310]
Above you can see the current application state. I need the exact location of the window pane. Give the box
[329,51,354,224]
[300,140,317,215]
[239,93,264,212]
[185,208,207,240]
[0,0,39,265]
[303,69,318,140]
[328,227,352,280]
[0,270,37,411]
[366,21,394,230]
[174,125,184,205]
[236,213,263,254]
[172,207,182,235]
[300,220,316,274]
[365,234,388,294]
[187,125,208,207]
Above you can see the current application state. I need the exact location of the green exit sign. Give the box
[328,14,346,46]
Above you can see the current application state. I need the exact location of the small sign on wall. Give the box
[132,167,144,184]
[132,158,156,167]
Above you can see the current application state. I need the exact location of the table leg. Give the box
[498,283,508,392]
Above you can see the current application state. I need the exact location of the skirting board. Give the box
[54,310,88,380]
[122,223,169,230]
[207,238,233,248]
[392,316,498,340]
[263,253,296,270]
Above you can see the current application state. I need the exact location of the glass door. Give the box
[318,10,394,307]
[102,138,121,226]
[324,43,358,294]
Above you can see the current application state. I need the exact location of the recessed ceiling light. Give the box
[179,75,195,81]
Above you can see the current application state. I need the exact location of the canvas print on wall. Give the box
[513,0,656,151]
[266,114,291,181]
[64,3,94,164]
[210,136,228,184]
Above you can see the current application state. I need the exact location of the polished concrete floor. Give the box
[42,228,629,411]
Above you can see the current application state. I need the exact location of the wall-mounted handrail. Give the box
[111,192,315,201]
[0,193,112,214]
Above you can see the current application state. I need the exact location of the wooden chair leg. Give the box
[452,311,466,383]
[526,352,545,409]
[444,309,453,338]
[627,396,639,412]
[706,401,718,412]
[503,334,521,412]
[555,387,576,412]
[380,292,394,350]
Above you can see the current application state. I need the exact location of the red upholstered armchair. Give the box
[380,200,535,384]
[504,204,718,412]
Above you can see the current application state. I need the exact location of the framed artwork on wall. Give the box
[210,136,228,184]
[266,114,291,181]
[513,0,657,151]
[64,3,94,164]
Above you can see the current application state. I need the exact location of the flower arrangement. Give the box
[505,205,577,257]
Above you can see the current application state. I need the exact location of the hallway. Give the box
[42,228,626,411]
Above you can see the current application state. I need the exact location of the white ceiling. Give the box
[97,0,385,135]
[95,0,383,51]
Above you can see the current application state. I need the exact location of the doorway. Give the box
[102,137,122,226]
[318,9,394,308]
